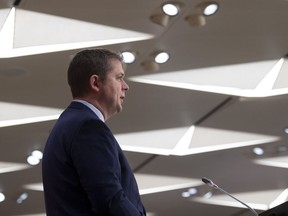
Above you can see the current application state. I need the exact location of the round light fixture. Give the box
[188,188,198,195]
[27,150,43,165]
[154,52,170,64]
[121,51,136,64]
[31,150,43,160]
[252,147,264,156]
[197,1,219,16]
[181,191,190,198]
[203,3,219,16]
[0,193,5,202]
[162,3,179,16]
[27,155,40,165]
[16,193,28,204]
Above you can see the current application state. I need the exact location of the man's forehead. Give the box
[109,61,125,75]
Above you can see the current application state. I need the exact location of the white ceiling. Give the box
[1,0,288,215]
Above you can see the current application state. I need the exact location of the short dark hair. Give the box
[67,48,123,98]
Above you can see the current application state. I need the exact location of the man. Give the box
[42,49,146,216]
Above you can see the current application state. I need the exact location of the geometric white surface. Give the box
[135,174,202,195]
[192,188,288,211]
[130,58,288,98]
[117,127,191,155]
[254,155,288,169]
[118,126,279,156]
[0,102,62,127]
[0,8,153,58]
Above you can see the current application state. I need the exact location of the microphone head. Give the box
[202,177,218,189]
[202,177,211,184]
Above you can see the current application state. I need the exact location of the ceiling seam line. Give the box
[133,154,158,173]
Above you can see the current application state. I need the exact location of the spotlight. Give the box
[252,147,264,156]
[0,193,5,202]
[27,155,40,165]
[31,150,43,160]
[16,193,28,204]
[141,51,170,71]
[27,150,43,166]
[150,2,183,27]
[188,188,198,195]
[181,191,190,198]
[121,51,136,64]
[154,51,170,64]
[197,1,219,16]
[162,2,180,16]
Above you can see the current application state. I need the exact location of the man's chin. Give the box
[115,104,123,114]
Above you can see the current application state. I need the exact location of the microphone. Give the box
[202,177,258,216]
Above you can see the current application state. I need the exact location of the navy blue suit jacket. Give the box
[42,102,146,216]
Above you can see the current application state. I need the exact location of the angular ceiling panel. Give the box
[116,125,279,156]
[0,8,154,57]
[129,58,288,97]
[14,9,153,47]
[116,127,191,155]
[0,8,10,31]
[254,155,288,169]
[0,102,62,127]
[192,188,288,211]
[135,174,202,195]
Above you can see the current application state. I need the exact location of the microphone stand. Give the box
[202,177,258,216]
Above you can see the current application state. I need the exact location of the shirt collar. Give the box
[73,99,105,122]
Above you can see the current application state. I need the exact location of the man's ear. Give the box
[89,74,101,92]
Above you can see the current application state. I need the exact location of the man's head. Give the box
[67,48,129,120]
[67,48,123,98]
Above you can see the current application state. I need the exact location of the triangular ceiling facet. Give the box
[130,58,288,98]
[0,8,154,58]
[0,102,62,127]
[116,126,279,156]
[192,188,288,211]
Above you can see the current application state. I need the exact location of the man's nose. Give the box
[123,80,129,91]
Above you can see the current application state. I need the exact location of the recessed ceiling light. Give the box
[154,52,170,64]
[197,1,219,16]
[31,150,43,160]
[284,127,288,134]
[27,150,43,165]
[162,3,179,16]
[0,193,5,202]
[27,155,40,166]
[252,147,264,156]
[181,191,190,198]
[188,187,198,195]
[121,51,136,64]
[16,193,28,204]
[203,2,219,16]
